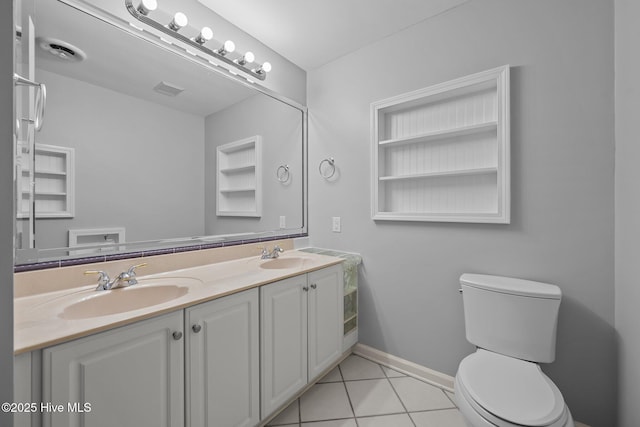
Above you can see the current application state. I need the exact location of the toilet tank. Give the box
[460,274,562,363]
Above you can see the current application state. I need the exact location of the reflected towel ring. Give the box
[276,164,290,183]
[319,157,336,179]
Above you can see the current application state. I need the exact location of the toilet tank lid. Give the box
[460,274,561,299]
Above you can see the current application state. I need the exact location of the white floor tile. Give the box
[300,382,353,422]
[339,355,386,381]
[381,365,406,378]
[268,400,300,426]
[318,366,343,383]
[345,379,405,417]
[390,376,455,412]
[301,420,357,427]
[357,413,414,427]
[410,409,468,427]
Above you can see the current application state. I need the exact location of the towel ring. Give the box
[319,157,336,179]
[276,165,290,183]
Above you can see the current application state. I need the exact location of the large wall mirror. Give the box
[15,0,306,265]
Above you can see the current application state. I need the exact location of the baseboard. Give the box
[353,343,455,391]
[353,344,592,427]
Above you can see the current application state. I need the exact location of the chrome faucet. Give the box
[261,245,284,259]
[85,263,148,291]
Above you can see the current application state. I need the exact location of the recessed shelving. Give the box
[379,166,498,182]
[219,164,256,174]
[371,65,510,223]
[378,121,498,147]
[18,144,75,219]
[219,188,256,193]
[216,136,262,217]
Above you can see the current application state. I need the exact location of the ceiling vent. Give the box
[153,81,185,97]
[37,37,86,62]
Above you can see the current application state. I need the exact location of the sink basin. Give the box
[61,282,192,320]
[259,257,305,270]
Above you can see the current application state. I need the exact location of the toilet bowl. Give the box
[455,349,574,427]
[456,274,575,427]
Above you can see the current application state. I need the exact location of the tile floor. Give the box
[266,354,467,427]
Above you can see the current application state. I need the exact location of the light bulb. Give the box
[194,27,213,44]
[236,51,255,66]
[216,40,235,56]
[168,12,188,31]
[136,0,157,15]
[255,61,272,74]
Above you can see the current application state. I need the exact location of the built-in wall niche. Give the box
[68,227,126,255]
[216,136,263,217]
[371,65,510,224]
[18,144,75,219]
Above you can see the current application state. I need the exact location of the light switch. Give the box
[279,216,286,228]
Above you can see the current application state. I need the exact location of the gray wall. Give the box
[32,69,205,248]
[204,94,303,235]
[307,1,615,426]
[615,0,640,425]
[1,2,13,425]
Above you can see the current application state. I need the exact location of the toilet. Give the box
[455,274,575,427]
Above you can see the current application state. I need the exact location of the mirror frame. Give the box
[14,0,308,270]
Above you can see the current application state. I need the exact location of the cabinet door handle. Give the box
[303,285,309,292]
[192,324,202,333]
[172,331,183,340]
[310,283,317,289]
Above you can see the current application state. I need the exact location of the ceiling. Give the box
[196,0,469,70]
[33,0,258,116]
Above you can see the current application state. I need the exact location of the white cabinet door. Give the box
[42,311,184,427]
[260,275,308,417]
[308,264,344,380]
[186,288,259,427]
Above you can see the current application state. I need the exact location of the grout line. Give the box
[384,368,417,427]
[339,364,359,426]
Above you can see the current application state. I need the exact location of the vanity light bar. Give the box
[125,0,270,81]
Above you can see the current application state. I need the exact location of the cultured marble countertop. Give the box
[14,250,342,354]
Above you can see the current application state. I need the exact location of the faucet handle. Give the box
[85,270,110,290]
[127,263,148,276]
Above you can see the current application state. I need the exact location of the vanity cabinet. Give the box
[260,264,343,417]
[32,264,343,426]
[42,311,184,427]
[186,288,259,427]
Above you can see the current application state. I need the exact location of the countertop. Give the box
[14,250,342,354]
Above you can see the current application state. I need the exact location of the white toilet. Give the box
[455,274,575,427]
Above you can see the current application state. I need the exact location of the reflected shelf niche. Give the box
[18,143,75,219]
[216,135,262,217]
[371,65,510,224]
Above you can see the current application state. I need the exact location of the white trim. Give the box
[353,343,455,391]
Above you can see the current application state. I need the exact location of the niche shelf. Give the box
[18,143,75,219]
[371,65,510,224]
[216,135,262,217]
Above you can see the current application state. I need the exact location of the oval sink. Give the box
[61,283,190,320]
[259,257,305,270]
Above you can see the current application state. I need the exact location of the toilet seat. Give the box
[456,349,568,427]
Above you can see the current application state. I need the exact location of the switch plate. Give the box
[279,216,286,229]
[332,216,341,233]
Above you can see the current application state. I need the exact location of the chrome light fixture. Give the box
[216,40,235,56]
[167,12,187,31]
[136,0,156,15]
[254,61,272,75]
[193,27,213,45]
[126,0,271,80]
[235,51,255,66]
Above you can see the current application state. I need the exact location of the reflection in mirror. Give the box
[15,0,305,264]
